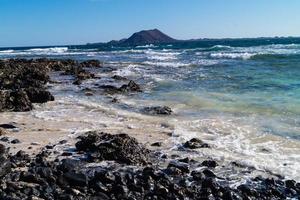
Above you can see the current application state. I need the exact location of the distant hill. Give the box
[87,29,178,47]
[120,29,177,45]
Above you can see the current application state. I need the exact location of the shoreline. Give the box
[0,58,300,199]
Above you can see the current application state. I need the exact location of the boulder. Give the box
[25,88,54,103]
[183,138,210,149]
[0,90,33,112]
[75,132,150,165]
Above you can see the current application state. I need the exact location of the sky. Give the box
[0,0,300,47]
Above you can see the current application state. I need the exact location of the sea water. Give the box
[1,38,300,181]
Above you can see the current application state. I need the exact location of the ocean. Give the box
[1,38,300,181]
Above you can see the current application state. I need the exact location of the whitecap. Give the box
[135,44,158,48]
[0,49,14,54]
[210,52,257,60]
[26,47,68,54]
[143,61,192,67]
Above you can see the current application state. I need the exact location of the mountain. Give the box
[120,29,177,45]
[88,29,178,47]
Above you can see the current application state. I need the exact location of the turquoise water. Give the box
[1,39,300,140]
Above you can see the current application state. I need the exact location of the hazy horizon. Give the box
[1,0,300,47]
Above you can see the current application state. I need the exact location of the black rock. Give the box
[0,90,33,112]
[183,138,211,149]
[73,79,82,85]
[10,139,21,144]
[25,87,54,103]
[112,75,128,81]
[0,137,10,142]
[100,80,142,94]
[151,142,162,147]
[191,170,203,181]
[201,160,218,168]
[168,161,190,173]
[202,169,216,178]
[64,171,88,186]
[142,106,172,115]
[75,132,150,165]
[0,124,17,129]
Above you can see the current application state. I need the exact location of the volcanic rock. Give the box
[75,132,150,165]
[183,138,211,149]
[142,106,172,115]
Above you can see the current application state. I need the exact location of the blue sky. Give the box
[0,0,300,47]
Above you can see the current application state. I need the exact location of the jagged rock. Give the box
[25,87,54,103]
[76,132,150,165]
[100,80,142,94]
[0,90,33,112]
[0,59,55,112]
[167,161,190,173]
[120,80,142,93]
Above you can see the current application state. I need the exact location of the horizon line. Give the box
[1,34,300,49]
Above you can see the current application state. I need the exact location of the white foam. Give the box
[0,49,14,54]
[143,61,192,67]
[115,64,140,77]
[135,44,158,48]
[26,47,68,54]
[210,52,257,60]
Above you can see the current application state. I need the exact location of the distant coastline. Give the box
[1,29,300,49]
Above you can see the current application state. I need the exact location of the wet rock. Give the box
[100,80,142,94]
[111,75,128,81]
[167,161,190,173]
[25,87,54,103]
[183,138,211,149]
[0,90,33,112]
[85,92,94,96]
[61,152,72,157]
[111,98,118,103]
[0,59,54,112]
[201,160,218,168]
[73,79,82,85]
[286,180,296,189]
[142,106,172,115]
[75,131,150,165]
[64,171,88,186]
[202,169,216,178]
[120,80,142,93]
[191,170,203,181]
[0,137,10,142]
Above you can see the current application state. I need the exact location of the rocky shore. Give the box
[0,59,299,199]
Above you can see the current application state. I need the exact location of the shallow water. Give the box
[1,38,300,181]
